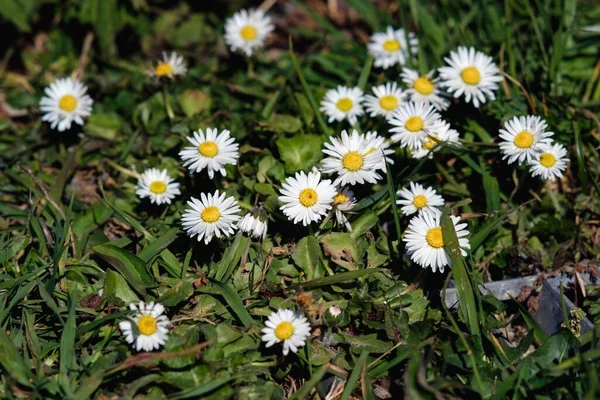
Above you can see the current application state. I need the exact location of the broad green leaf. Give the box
[291,235,320,280]
[93,244,154,297]
[276,134,324,174]
[208,279,254,328]
[320,232,360,270]
[104,270,139,303]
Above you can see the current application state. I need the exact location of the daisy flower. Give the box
[438,47,503,107]
[332,187,356,231]
[498,115,554,165]
[367,26,418,70]
[237,207,268,240]
[119,301,169,352]
[135,168,180,205]
[181,190,241,244]
[39,77,93,132]
[151,51,187,79]
[261,309,311,356]
[279,171,336,226]
[411,121,460,159]
[328,306,342,318]
[529,143,569,181]
[320,86,365,126]
[321,130,385,186]
[179,128,239,178]
[403,214,470,273]
[365,131,395,167]
[364,82,405,118]
[388,101,444,149]
[401,68,449,111]
[224,9,274,57]
[396,182,445,217]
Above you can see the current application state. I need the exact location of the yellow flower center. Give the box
[299,188,318,207]
[413,77,435,95]
[336,98,353,112]
[405,116,424,132]
[383,39,401,52]
[137,315,158,336]
[155,62,173,76]
[426,227,444,248]
[58,95,77,112]
[379,95,398,111]
[149,181,167,194]
[513,131,534,149]
[199,141,219,157]
[342,151,364,171]
[461,67,481,85]
[413,194,428,209]
[274,321,295,340]
[539,153,556,167]
[423,136,439,150]
[201,206,220,223]
[240,25,258,41]
[334,193,349,205]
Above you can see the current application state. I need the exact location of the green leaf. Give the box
[341,333,392,354]
[341,351,369,400]
[178,89,211,117]
[299,268,381,289]
[267,114,302,133]
[275,134,324,174]
[320,233,360,270]
[79,0,123,56]
[0,330,33,386]
[158,280,194,307]
[480,157,501,213]
[0,0,30,31]
[208,279,254,328]
[170,377,233,400]
[440,209,479,335]
[291,236,320,280]
[59,292,77,376]
[104,270,139,303]
[350,211,378,239]
[93,244,154,297]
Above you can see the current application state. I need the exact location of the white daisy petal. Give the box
[181,190,241,244]
[401,68,450,111]
[179,128,240,178]
[438,47,503,107]
[39,77,93,132]
[320,86,365,126]
[388,101,444,150]
[498,115,554,165]
[151,51,187,79]
[403,214,470,273]
[367,26,418,70]
[224,9,274,57]
[364,82,405,118]
[529,143,569,181]
[261,309,311,356]
[119,301,170,352]
[135,168,180,205]
[396,181,445,217]
[411,120,461,159]
[278,171,336,226]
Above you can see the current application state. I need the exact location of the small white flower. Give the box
[321,130,385,186]
[403,214,470,273]
[396,182,445,217]
[261,309,311,356]
[364,82,405,118]
[411,121,460,159]
[388,101,444,149]
[529,143,569,181]
[332,187,356,231]
[279,171,336,226]
[119,301,169,352]
[135,168,180,205]
[438,47,503,107]
[237,210,268,240]
[179,128,239,178]
[39,77,93,132]
[224,8,274,57]
[181,190,241,244]
[365,131,395,167]
[328,306,342,317]
[320,86,365,126]
[401,68,449,111]
[498,115,554,165]
[151,51,187,79]
[367,26,418,70]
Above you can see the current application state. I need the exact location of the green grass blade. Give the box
[341,351,369,400]
[170,377,233,399]
[208,279,254,328]
[289,365,329,400]
[299,268,381,289]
